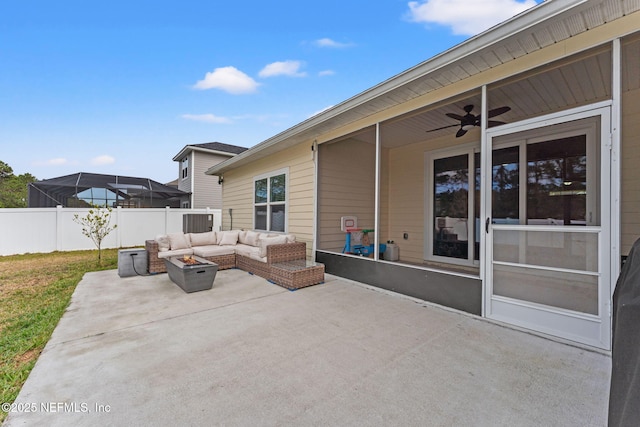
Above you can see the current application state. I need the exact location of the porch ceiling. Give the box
[206,0,640,174]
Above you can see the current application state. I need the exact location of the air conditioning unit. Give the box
[183,214,213,233]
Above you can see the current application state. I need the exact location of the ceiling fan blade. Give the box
[426,124,459,132]
[487,106,511,118]
[487,120,506,127]
[445,113,464,121]
[456,128,467,138]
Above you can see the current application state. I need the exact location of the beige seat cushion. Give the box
[235,244,261,258]
[193,245,235,258]
[157,248,194,259]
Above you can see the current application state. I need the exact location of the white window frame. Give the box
[253,168,289,232]
[490,119,599,227]
[425,142,479,267]
[181,157,189,180]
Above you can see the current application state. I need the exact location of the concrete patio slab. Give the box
[4,269,610,426]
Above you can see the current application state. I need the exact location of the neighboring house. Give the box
[206,0,640,351]
[28,172,188,208]
[172,142,248,209]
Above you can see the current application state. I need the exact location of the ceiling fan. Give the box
[427,104,511,137]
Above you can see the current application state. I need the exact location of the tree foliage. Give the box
[73,207,118,262]
[0,160,37,208]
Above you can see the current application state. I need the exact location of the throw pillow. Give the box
[258,235,288,257]
[156,234,171,252]
[189,231,217,246]
[219,230,240,246]
[168,232,191,250]
[245,230,260,246]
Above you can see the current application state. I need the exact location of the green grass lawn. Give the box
[0,249,119,423]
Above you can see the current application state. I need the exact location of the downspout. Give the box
[190,151,195,208]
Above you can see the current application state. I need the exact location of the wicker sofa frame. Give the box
[145,239,308,279]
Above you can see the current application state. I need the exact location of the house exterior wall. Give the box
[193,152,229,209]
[217,16,639,259]
[621,87,640,255]
[317,139,376,252]
[177,151,231,209]
[177,152,192,206]
[221,142,315,256]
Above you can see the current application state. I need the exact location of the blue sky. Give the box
[1,0,541,183]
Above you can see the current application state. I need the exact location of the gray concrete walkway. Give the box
[4,269,610,426]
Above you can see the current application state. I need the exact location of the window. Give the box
[491,124,598,227]
[254,170,288,232]
[427,149,477,265]
[181,157,189,179]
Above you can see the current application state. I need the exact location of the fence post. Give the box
[165,206,170,234]
[116,206,122,248]
[56,205,63,251]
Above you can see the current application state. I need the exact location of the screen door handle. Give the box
[485,217,491,234]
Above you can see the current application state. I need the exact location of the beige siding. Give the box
[221,142,316,256]
[386,135,473,263]
[621,87,640,255]
[193,152,229,209]
[317,139,376,252]
[177,153,191,195]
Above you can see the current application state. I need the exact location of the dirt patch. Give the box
[14,348,41,367]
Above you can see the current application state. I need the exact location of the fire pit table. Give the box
[164,255,218,293]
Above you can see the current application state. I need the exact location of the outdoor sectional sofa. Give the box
[145,229,308,280]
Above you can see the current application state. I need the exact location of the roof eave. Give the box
[172,145,238,161]
[205,0,590,176]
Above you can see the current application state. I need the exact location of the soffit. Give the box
[207,0,640,175]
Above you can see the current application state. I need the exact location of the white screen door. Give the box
[484,106,611,350]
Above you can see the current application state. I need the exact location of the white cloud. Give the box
[181,114,232,124]
[258,60,307,78]
[45,158,68,166]
[193,66,260,94]
[318,70,336,77]
[308,105,334,118]
[91,155,115,166]
[407,0,538,36]
[314,38,354,48]
[33,158,69,166]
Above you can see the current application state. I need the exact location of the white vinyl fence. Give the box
[0,207,222,256]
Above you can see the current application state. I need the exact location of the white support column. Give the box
[610,38,622,297]
[312,139,319,256]
[480,85,489,317]
[374,122,381,261]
